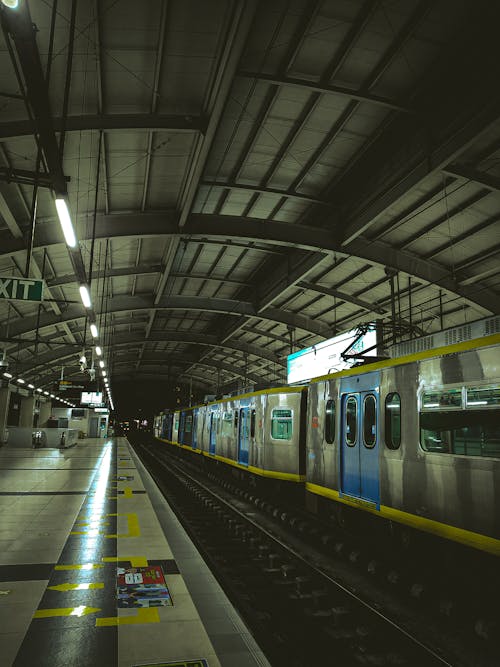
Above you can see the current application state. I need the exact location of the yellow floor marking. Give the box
[34,606,101,618]
[102,556,148,567]
[105,512,140,538]
[108,487,134,500]
[96,607,159,627]
[48,583,104,592]
[55,563,104,571]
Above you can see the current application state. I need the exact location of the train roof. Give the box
[310,333,500,384]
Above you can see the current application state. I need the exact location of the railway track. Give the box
[132,435,500,667]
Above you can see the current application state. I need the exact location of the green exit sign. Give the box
[0,276,44,302]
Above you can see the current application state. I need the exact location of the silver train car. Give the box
[156,386,307,482]
[154,333,500,556]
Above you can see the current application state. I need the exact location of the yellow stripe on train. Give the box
[306,482,500,557]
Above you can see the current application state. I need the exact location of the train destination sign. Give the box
[0,276,44,302]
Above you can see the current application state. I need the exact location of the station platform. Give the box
[0,437,270,667]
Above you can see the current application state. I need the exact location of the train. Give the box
[154,330,500,557]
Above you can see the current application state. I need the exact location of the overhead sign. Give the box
[81,391,103,406]
[0,276,44,302]
[287,327,378,384]
[59,380,85,391]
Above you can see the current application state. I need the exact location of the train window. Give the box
[325,399,335,444]
[250,409,256,438]
[422,388,462,410]
[466,385,500,408]
[174,415,179,430]
[385,393,401,449]
[234,411,239,430]
[185,414,193,433]
[271,409,293,440]
[221,411,232,436]
[420,407,500,457]
[363,395,376,448]
[345,397,357,446]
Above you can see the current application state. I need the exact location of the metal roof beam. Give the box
[1,294,332,341]
[0,113,207,140]
[1,3,66,193]
[237,71,411,113]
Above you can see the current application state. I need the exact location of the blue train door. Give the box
[340,373,380,507]
[209,412,217,455]
[238,407,250,465]
[192,410,198,450]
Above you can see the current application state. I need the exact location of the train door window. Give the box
[234,410,239,431]
[271,409,293,440]
[185,414,193,433]
[345,397,357,446]
[250,409,256,437]
[222,411,232,436]
[325,399,335,444]
[363,395,376,448]
[385,393,401,449]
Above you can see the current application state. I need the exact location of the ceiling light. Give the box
[55,198,77,248]
[90,323,98,338]
[79,285,92,308]
[3,372,12,378]
[1,1,20,9]
[95,346,102,356]
[28,384,35,389]
[43,391,49,396]
[99,360,104,368]
[50,394,55,398]
[17,378,25,384]
[36,388,42,392]
[102,370,106,377]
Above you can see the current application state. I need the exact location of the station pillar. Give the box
[0,383,10,444]
[19,394,36,428]
[38,400,52,427]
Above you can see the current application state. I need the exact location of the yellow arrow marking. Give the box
[96,607,159,627]
[47,583,104,592]
[34,605,101,619]
[55,563,104,571]
[102,556,148,567]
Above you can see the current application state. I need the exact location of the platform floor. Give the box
[0,437,270,667]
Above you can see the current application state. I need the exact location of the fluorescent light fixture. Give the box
[43,391,49,396]
[99,360,104,368]
[50,394,55,398]
[95,346,102,356]
[36,388,43,392]
[3,372,12,378]
[90,323,98,338]
[467,400,488,406]
[1,1,20,9]
[79,285,92,308]
[28,383,35,389]
[102,370,106,377]
[17,378,25,384]
[55,198,77,248]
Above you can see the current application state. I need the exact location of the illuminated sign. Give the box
[0,276,44,302]
[287,327,377,384]
[81,391,103,405]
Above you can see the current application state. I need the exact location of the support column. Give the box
[39,400,52,427]
[0,384,10,445]
[19,394,36,428]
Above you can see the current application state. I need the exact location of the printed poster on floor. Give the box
[117,565,172,607]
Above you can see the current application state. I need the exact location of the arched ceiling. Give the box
[1,0,500,407]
